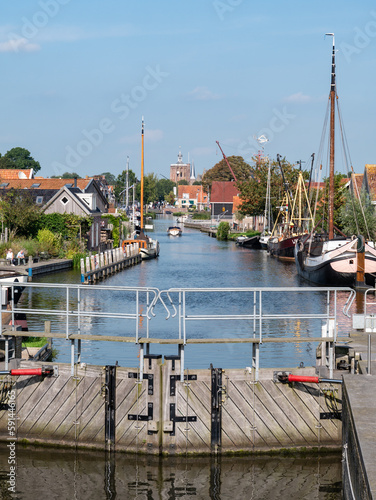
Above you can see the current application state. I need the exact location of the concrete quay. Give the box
[341,326,376,500]
[12,258,73,278]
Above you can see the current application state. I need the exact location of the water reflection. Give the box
[0,447,341,500]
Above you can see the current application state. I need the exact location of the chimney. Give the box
[74,177,77,188]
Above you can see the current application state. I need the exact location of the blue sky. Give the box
[1,0,376,181]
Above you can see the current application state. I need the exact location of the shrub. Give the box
[37,228,60,257]
[217,221,230,241]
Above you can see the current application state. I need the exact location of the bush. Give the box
[216,221,230,241]
[191,212,210,220]
[37,228,60,257]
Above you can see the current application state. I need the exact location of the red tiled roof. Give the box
[350,173,364,198]
[178,185,205,203]
[364,164,376,201]
[210,181,239,203]
[0,178,92,190]
[0,169,34,180]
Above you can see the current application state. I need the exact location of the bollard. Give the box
[27,256,33,281]
[367,334,372,375]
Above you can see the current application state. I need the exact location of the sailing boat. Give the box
[295,34,376,287]
[123,118,160,260]
[267,156,314,260]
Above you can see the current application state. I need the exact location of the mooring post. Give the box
[27,256,33,282]
[367,334,372,376]
[211,365,222,452]
[105,365,117,450]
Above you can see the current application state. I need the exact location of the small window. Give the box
[0,182,9,188]
[31,183,41,188]
[64,183,73,188]
[61,196,69,205]
[36,196,44,204]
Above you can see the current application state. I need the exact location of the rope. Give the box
[342,443,357,500]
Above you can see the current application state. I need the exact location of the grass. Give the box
[22,336,48,348]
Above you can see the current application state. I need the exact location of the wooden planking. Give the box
[15,363,105,447]
[0,360,342,453]
[173,370,212,454]
[115,359,162,453]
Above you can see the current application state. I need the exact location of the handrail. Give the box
[0,283,354,380]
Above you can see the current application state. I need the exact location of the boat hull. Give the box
[235,235,261,249]
[167,227,182,236]
[268,235,301,261]
[140,239,160,260]
[295,238,376,287]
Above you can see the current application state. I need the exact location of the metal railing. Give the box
[0,283,355,381]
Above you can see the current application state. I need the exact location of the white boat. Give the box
[259,232,271,250]
[176,215,189,223]
[295,34,375,287]
[139,237,160,260]
[167,226,182,236]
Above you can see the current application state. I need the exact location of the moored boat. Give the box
[268,166,313,261]
[235,235,261,249]
[295,34,374,287]
[259,232,271,250]
[123,117,160,261]
[167,226,182,236]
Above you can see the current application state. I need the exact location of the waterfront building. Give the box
[170,149,192,184]
[176,185,207,211]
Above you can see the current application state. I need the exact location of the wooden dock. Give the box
[80,246,141,284]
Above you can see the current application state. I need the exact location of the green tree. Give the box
[165,191,175,205]
[236,156,306,219]
[340,190,376,239]
[99,172,116,184]
[140,173,158,205]
[0,190,42,238]
[178,179,189,185]
[202,155,251,193]
[156,178,175,202]
[216,221,230,240]
[313,173,347,232]
[0,147,41,173]
[114,169,138,204]
[51,172,81,179]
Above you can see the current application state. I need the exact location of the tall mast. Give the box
[326,33,335,239]
[140,117,144,230]
[126,155,129,209]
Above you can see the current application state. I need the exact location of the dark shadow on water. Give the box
[0,445,342,500]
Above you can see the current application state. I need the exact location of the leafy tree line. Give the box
[0,147,41,173]
[3,146,373,238]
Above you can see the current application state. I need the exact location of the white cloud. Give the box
[187,86,221,101]
[284,92,312,103]
[0,38,40,53]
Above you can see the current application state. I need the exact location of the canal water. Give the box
[3,216,345,499]
[22,215,353,371]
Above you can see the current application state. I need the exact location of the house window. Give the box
[31,183,41,188]
[61,196,69,205]
[36,196,44,204]
[0,182,9,188]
